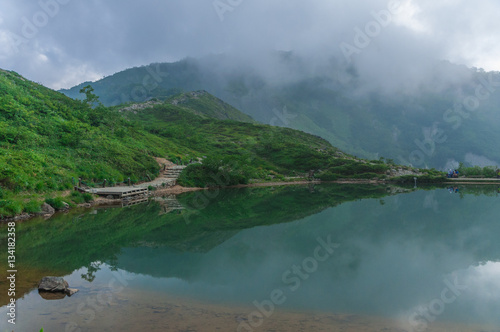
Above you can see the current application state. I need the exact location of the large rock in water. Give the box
[38,277,68,292]
[38,277,79,299]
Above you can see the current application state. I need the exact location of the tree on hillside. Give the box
[79,85,101,107]
[79,85,111,127]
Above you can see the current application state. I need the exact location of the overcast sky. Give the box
[1,0,499,90]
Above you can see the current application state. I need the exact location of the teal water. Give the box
[1,185,500,331]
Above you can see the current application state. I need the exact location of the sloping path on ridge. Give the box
[85,158,188,198]
[134,158,187,189]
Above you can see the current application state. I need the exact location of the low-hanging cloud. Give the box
[0,0,499,90]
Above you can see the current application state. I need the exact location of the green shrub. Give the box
[70,191,94,204]
[392,174,446,184]
[82,193,94,202]
[317,172,339,181]
[178,155,255,187]
[45,197,66,210]
[0,200,23,216]
[355,172,380,179]
[483,166,497,178]
[457,163,498,178]
[24,200,41,213]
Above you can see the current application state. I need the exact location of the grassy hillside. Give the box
[0,70,179,215]
[0,69,401,217]
[165,90,256,123]
[60,56,500,168]
[118,100,400,188]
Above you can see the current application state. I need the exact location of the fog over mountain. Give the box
[59,53,500,169]
[2,0,500,168]
[1,0,500,89]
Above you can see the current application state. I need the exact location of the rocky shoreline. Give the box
[0,179,388,223]
[4,175,497,224]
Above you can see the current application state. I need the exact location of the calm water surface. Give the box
[1,185,500,331]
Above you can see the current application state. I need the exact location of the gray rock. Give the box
[40,203,55,216]
[66,288,79,296]
[38,277,79,300]
[38,277,69,292]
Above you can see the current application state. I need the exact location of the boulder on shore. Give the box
[61,201,70,210]
[39,203,55,217]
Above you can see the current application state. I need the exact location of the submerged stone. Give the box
[66,288,79,296]
[38,291,66,300]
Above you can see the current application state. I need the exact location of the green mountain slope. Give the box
[60,56,500,169]
[119,90,256,123]
[59,59,205,105]
[116,99,405,188]
[1,69,400,216]
[0,70,166,194]
[165,90,256,123]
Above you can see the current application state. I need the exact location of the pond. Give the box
[1,184,500,331]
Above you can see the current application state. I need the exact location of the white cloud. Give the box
[462,261,500,303]
[51,64,103,90]
[1,0,500,88]
[392,0,430,34]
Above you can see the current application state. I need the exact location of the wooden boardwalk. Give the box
[87,186,148,198]
[82,164,188,198]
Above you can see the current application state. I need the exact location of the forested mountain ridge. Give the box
[1,68,417,217]
[119,90,256,123]
[60,55,500,169]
